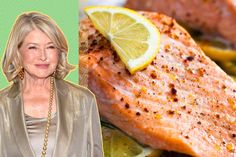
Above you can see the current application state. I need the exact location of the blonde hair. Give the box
[2,11,74,82]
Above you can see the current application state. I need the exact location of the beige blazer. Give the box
[0,79,104,157]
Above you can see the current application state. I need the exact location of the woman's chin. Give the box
[26,72,54,79]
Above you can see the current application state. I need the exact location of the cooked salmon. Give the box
[125,0,236,45]
[79,11,236,157]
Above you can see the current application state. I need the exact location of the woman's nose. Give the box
[39,48,47,61]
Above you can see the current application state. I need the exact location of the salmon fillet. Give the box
[79,12,236,157]
[125,0,236,45]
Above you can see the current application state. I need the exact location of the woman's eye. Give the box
[47,45,55,49]
[28,46,37,50]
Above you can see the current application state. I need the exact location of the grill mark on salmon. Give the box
[79,12,236,157]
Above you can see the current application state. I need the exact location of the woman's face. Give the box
[19,29,59,79]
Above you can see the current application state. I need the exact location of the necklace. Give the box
[41,76,54,157]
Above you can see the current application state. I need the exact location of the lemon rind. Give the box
[85,6,161,74]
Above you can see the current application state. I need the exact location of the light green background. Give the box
[0,0,78,90]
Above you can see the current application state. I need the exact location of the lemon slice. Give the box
[197,40,236,61]
[84,6,161,74]
[102,126,162,157]
[218,61,236,75]
[231,75,236,82]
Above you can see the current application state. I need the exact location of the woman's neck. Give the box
[22,74,51,93]
[21,73,56,118]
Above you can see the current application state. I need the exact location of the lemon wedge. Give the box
[84,6,160,74]
[231,75,236,82]
[102,126,162,157]
[197,40,236,61]
[218,61,236,75]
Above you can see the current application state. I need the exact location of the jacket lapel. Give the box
[7,82,34,157]
[52,79,74,157]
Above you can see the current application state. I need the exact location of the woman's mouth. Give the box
[35,64,49,69]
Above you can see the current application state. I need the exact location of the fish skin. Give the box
[125,0,236,45]
[79,12,236,157]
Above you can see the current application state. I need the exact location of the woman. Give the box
[0,11,104,157]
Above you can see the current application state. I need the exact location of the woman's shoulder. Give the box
[0,84,13,99]
[58,80,97,109]
[57,79,95,98]
[0,84,13,107]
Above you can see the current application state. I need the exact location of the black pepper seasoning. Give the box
[171,88,177,95]
[150,73,157,79]
[186,56,194,61]
[200,113,205,116]
[232,134,236,138]
[215,114,220,119]
[136,112,141,116]
[173,98,178,102]
[144,108,149,112]
[167,110,175,115]
[125,103,129,109]
[181,106,186,110]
